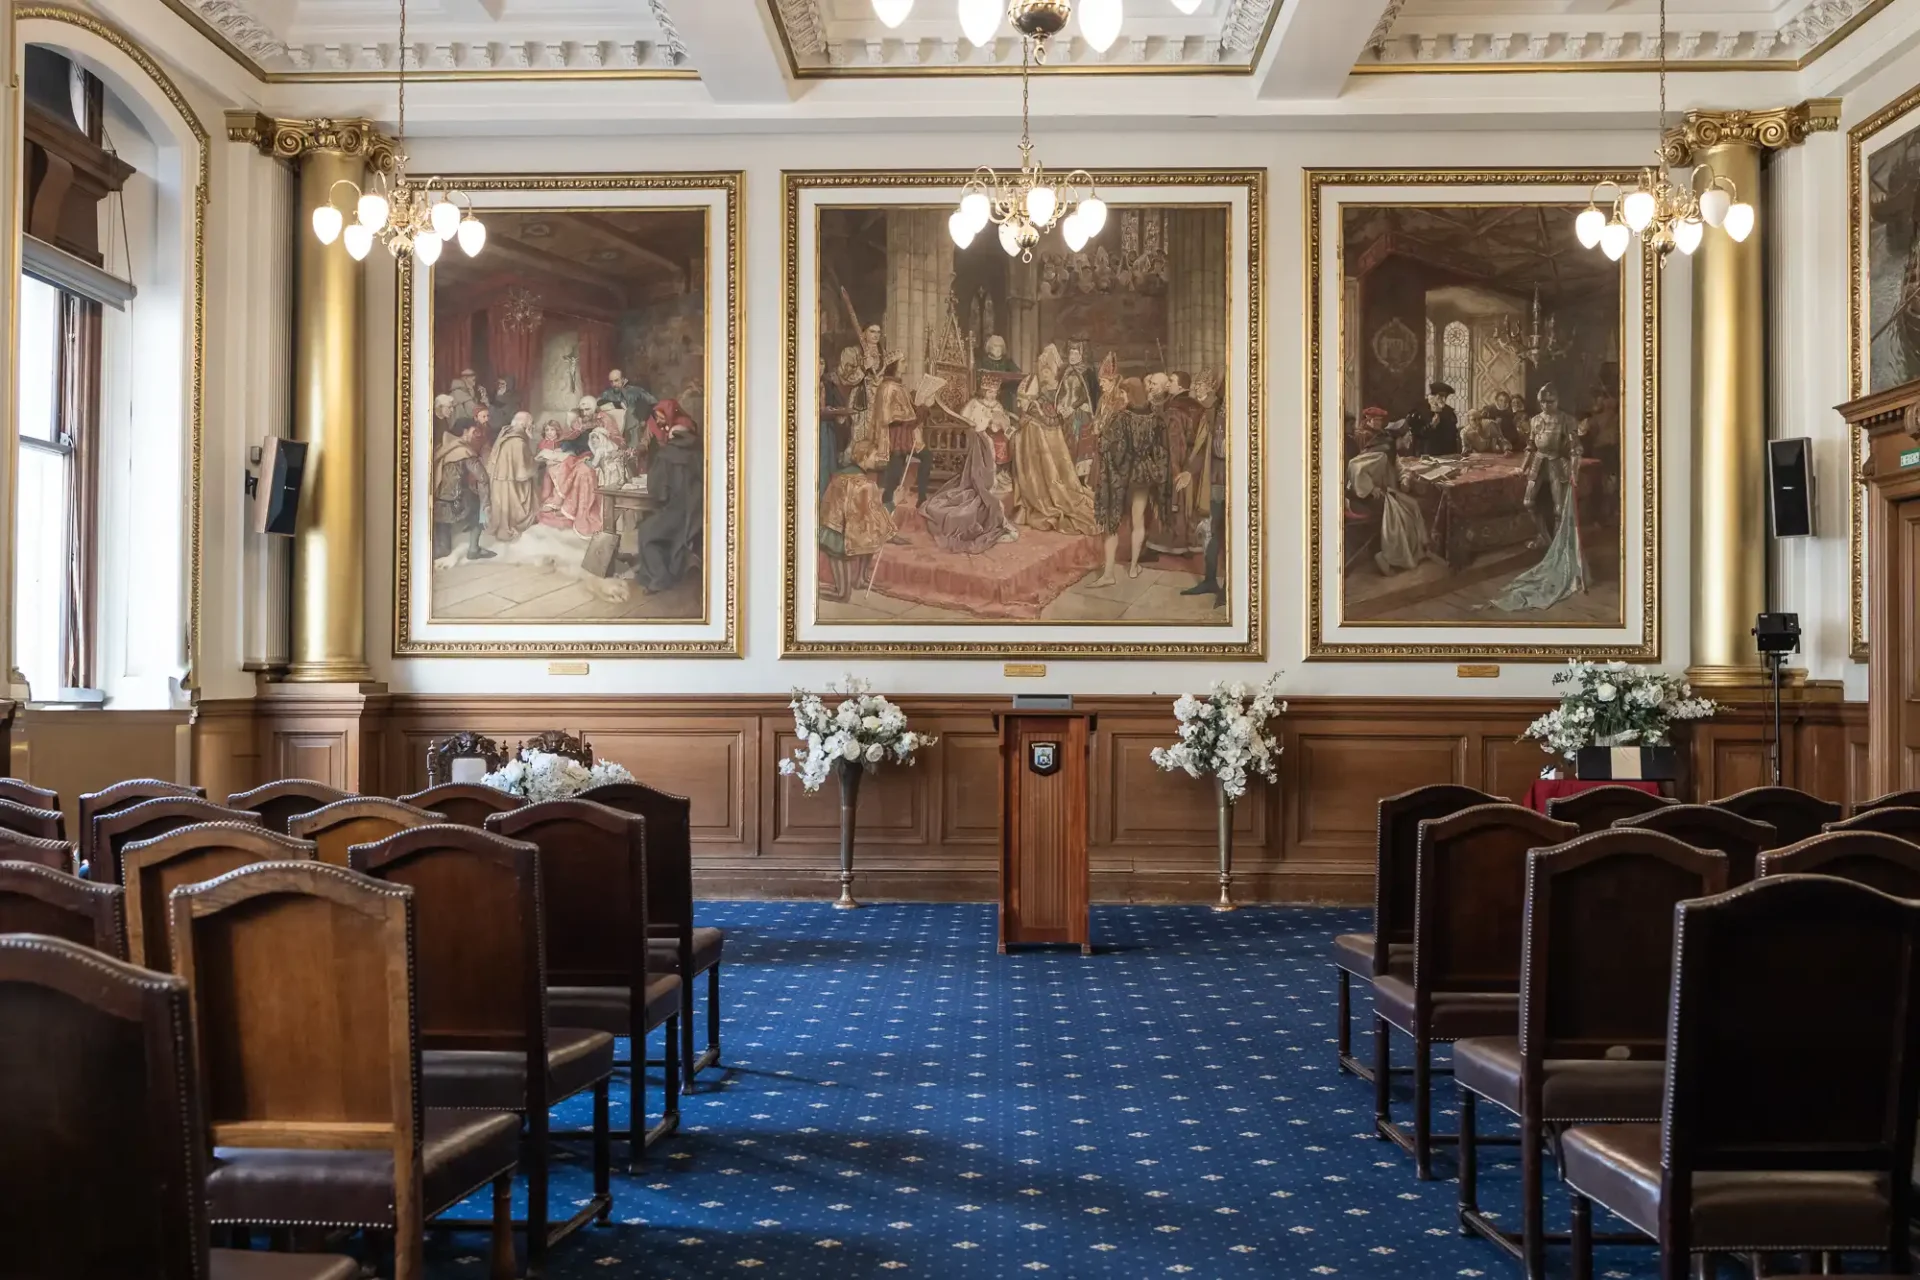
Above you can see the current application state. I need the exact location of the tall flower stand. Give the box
[1214,777,1237,912]
[835,762,862,909]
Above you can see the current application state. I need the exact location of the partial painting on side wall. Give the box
[396,176,741,656]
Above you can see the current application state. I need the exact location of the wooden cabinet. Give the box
[996,710,1094,952]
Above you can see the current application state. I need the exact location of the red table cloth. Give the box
[1522,776,1662,815]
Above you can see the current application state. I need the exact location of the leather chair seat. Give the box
[547,976,684,1038]
[1563,1123,1891,1250]
[649,925,724,974]
[1373,973,1517,1041]
[1331,932,1373,975]
[209,1250,362,1280]
[1454,1036,1666,1122]
[208,1110,520,1229]
[421,1027,615,1110]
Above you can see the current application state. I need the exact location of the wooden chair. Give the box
[0,795,64,841]
[287,796,441,867]
[1853,788,1920,816]
[120,824,316,971]
[1564,875,1920,1279]
[1710,784,1842,846]
[349,825,614,1273]
[1455,829,1728,1279]
[425,731,506,787]
[1756,830,1920,897]
[225,779,355,835]
[1372,803,1578,1179]
[172,861,519,1280]
[518,730,594,766]
[1333,784,1497,1082]
[0,933,361,1280]
[0,827,77,873]
[89,798,261,887]
[1614,803,1781,886]
[0,862,125,956]
[76,779,203,875]
[1825,805,1920,844]
[398,783,523,829]
[579,779,724,1088]
[0,777,59,810]
[488,799,683,1159]
[1544,784,1674,834]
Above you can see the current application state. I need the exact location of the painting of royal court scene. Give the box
[788,180,1261,658]
[398,179,740,656]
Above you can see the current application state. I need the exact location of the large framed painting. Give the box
[781,169,1263,659]
[1306,169,1660,662]
[395,173,741,656]
[1849,86,1920,661]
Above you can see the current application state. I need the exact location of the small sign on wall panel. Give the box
[1901,447,1920,469]
[1005,663,1047,678]
[548,660,590,676]
[1456,663,1500,679]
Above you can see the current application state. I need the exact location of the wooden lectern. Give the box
[995,707,1096,953]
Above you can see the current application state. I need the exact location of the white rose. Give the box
[866,743,884,763]
[1595,682,1617,703]
[842,739,862,761]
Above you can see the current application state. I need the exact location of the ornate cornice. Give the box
[646,0,689,64]
[189,0,284,59]
[1661,98,1841,164]
[225,114,397,171]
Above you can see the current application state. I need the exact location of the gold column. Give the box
[1673,101,1837,693]
[229,116,393,683]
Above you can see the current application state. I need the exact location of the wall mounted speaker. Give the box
[252,436,307,537]
[1767,437,1814,539]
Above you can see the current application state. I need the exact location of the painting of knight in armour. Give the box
[785,172,1263,658]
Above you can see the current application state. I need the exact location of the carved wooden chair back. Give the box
[0,862,125,957]
[1521,829,1726,1072]
[168,863,422,1246]
[398,783,524,829]
[1825,805,1920,845]
[120,824,317,971]
[1853,788,1920,816]
[225,779,355,835]
[1755,831,1920,898]
[1710,785,1843,847]
[425,732,507,787]
[0,827,77,873]
[348,825,545,1064]
[487,799,648,995]
[0,795,64,841]
[518,730,594,767]
[1543,784,1674,835]
[0,934,206,1277]
[1413,804,1577,997]
[89,799,260,888]
[0,777,59,810]
[287,797,442,867]
[76,780,203,877]
[1614,803,1780,886]
[578,781,692,938]
[1371,785,1499,974]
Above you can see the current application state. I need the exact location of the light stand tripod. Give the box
[1752,612,1802,788]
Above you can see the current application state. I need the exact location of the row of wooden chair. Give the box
[426,730,593,787]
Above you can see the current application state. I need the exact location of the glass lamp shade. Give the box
[356,191,391,231]
[312,204,345,245]
[1673,217,1704,256]
[1574,206,1606,250]
[457,217,487,257]
[430,198,462,241]
[1080,0,1123,52]
[1621,188,1656,234]
[1600,220,1631,262]
[1698,186,1732,228]
[872,0,914,26]
[958,0,1000,46]
[998,221,1022,257]
[414,228,444,266]
[342,223,375,261]
[949,208,979,248]
[1062,210,1090,252]
[1723,201,1755,243]
[960,191,991,231]
[1077,195,1108,237]
[1025,184,1058,226]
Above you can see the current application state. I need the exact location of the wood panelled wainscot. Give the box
[120,692,1869,906]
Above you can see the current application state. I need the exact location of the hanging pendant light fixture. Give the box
[1574,0,1752,264]
[308,0,484,264]
[872,0,1187,53]
[949,7,1105,262]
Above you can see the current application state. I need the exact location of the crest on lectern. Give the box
[1029,742,1061,776]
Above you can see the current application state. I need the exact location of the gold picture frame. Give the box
[1305,168,1660,662]
[779,168,1265,659]
[393,172,743,657]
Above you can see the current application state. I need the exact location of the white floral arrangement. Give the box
[778,676,937,793]
[481,750,636,802]
[1149,675,1287,802]
[1522,660,1719,761]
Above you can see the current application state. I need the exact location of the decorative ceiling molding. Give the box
[185,0,284,60]
[646,0,691,65]
[775,0,829,56]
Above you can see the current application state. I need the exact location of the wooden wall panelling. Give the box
[191,699,262,802]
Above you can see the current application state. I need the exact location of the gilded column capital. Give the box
[1660,98,1841,165]
[224,113,396,173]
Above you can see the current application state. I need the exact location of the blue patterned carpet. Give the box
[402,902,1733,1278]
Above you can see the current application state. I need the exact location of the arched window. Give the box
[1425,318,1436,386]
[1441,321,1471,403]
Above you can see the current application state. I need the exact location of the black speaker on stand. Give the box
[1752,613,1801,787]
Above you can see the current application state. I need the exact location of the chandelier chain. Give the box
[1655,0,1665,155]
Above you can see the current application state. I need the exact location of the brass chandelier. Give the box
[308,0,485,265]
[1573,0,1752,263]
[948,3,1107,261]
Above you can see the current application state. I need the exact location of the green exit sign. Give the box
[1903,448,1920,469]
